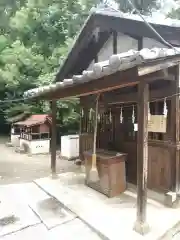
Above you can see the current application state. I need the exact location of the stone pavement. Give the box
[1,173,180,240]
[2,219,102,240]
[35,172,180,240]
[0,182,102,240]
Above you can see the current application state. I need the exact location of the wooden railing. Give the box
[20,132,50,141]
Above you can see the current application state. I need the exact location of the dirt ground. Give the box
[0,137,79,185]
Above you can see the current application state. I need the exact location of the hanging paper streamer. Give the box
[132,105,135,123]
[106,112,108,124]
[98,113,100,122]
[163,98,168,117]
[89,108,93,120]
[109,109,112,123]
[81,108,84,117]
[148,102,151,121]
[120,106,123,123]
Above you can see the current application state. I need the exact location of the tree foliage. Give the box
[0,0,159,133]
[168,7,180,19]
[0,0,93,132]
[118,0,158,14]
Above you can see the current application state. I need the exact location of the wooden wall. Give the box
[39,123,49,133]
[79,82,179,193]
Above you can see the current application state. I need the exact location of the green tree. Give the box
[0,0,159,134]
[168,7,180,19]
[118,0,158,14]
[0,0,98,133]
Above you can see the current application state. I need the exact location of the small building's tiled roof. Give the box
[24,47,180,100]
[15,114,51,127]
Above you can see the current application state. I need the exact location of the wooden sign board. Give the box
[134,115,167,133]
[148,115,167,133]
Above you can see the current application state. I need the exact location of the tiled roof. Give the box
[24,47,180,99]
[56,7,180,82]
[15,114,51,127]
[94,8,180,27]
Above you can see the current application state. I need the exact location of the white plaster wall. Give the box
[61,135,79,159]
[117,33,138,54]
[87,33,138,70]
[11,134,20,147]
[87,60,95,71]
[87,35,166,70]
[143,37,166,48]
[20,138,50,154]
[98,35,113,62]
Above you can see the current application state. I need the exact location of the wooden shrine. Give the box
[23,8,180,235]
[79,80,177,193]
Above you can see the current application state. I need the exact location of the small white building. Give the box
[15,114,51,155]
[61,135,79,160]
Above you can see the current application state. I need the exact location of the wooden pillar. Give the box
[94,55,98,63]
[51,100,57,175]
[134,81,150,235]
[113,31,117,54]
[175,65,180,194]
[79,97,83,161]
[138,37,143,51]
[171,65,180,194]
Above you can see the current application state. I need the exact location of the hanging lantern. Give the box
[120,106,123,123]
[163,98,168,117]
[132,105,135,123]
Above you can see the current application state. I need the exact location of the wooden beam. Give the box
[81,85,172,108]
[107,87,171,104]
[138,57,180,76]
[51,100,57,175]
[144,71,175,82]
[94,55,98,63]
[49,67,138,100]
[113,31,117,54]
[134,81,150,235]
[47,68,174,101]
[138,37,143,50]
[94,41,98,63]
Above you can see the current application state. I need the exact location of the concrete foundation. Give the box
[20,139,50,155]
[11,134,20,147]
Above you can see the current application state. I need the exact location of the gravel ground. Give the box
[0,137,79,185]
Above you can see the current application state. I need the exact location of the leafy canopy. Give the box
[0,0,160,132]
